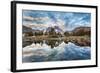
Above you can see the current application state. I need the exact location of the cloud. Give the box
[23,16,50,25]
[23,10,91,31]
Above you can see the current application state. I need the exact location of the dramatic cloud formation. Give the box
[23,10,91,31]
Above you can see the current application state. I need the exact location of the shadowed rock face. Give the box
[72,27,91,36]
[23,25,33,33]
[23,25,33,37]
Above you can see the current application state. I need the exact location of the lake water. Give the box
[22,41,91,63]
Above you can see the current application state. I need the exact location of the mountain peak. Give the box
[46,26,63,33]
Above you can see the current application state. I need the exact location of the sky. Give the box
[22,10,91,31]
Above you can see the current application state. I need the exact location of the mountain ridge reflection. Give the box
[33,40,63,48]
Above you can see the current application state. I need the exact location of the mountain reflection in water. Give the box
[33,40,63,48]
[22,41,91,63]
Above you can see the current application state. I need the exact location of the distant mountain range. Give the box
[72,27,91,36]
[23,25,63,33]
[23,25,90,36]
[23,25,42,33]
[73,27,90,32]
[46,26,63,33]
[23,25,33,33]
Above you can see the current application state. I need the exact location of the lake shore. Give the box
[23,35,91,47]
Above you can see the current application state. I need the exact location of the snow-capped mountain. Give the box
[46,26,63,33]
